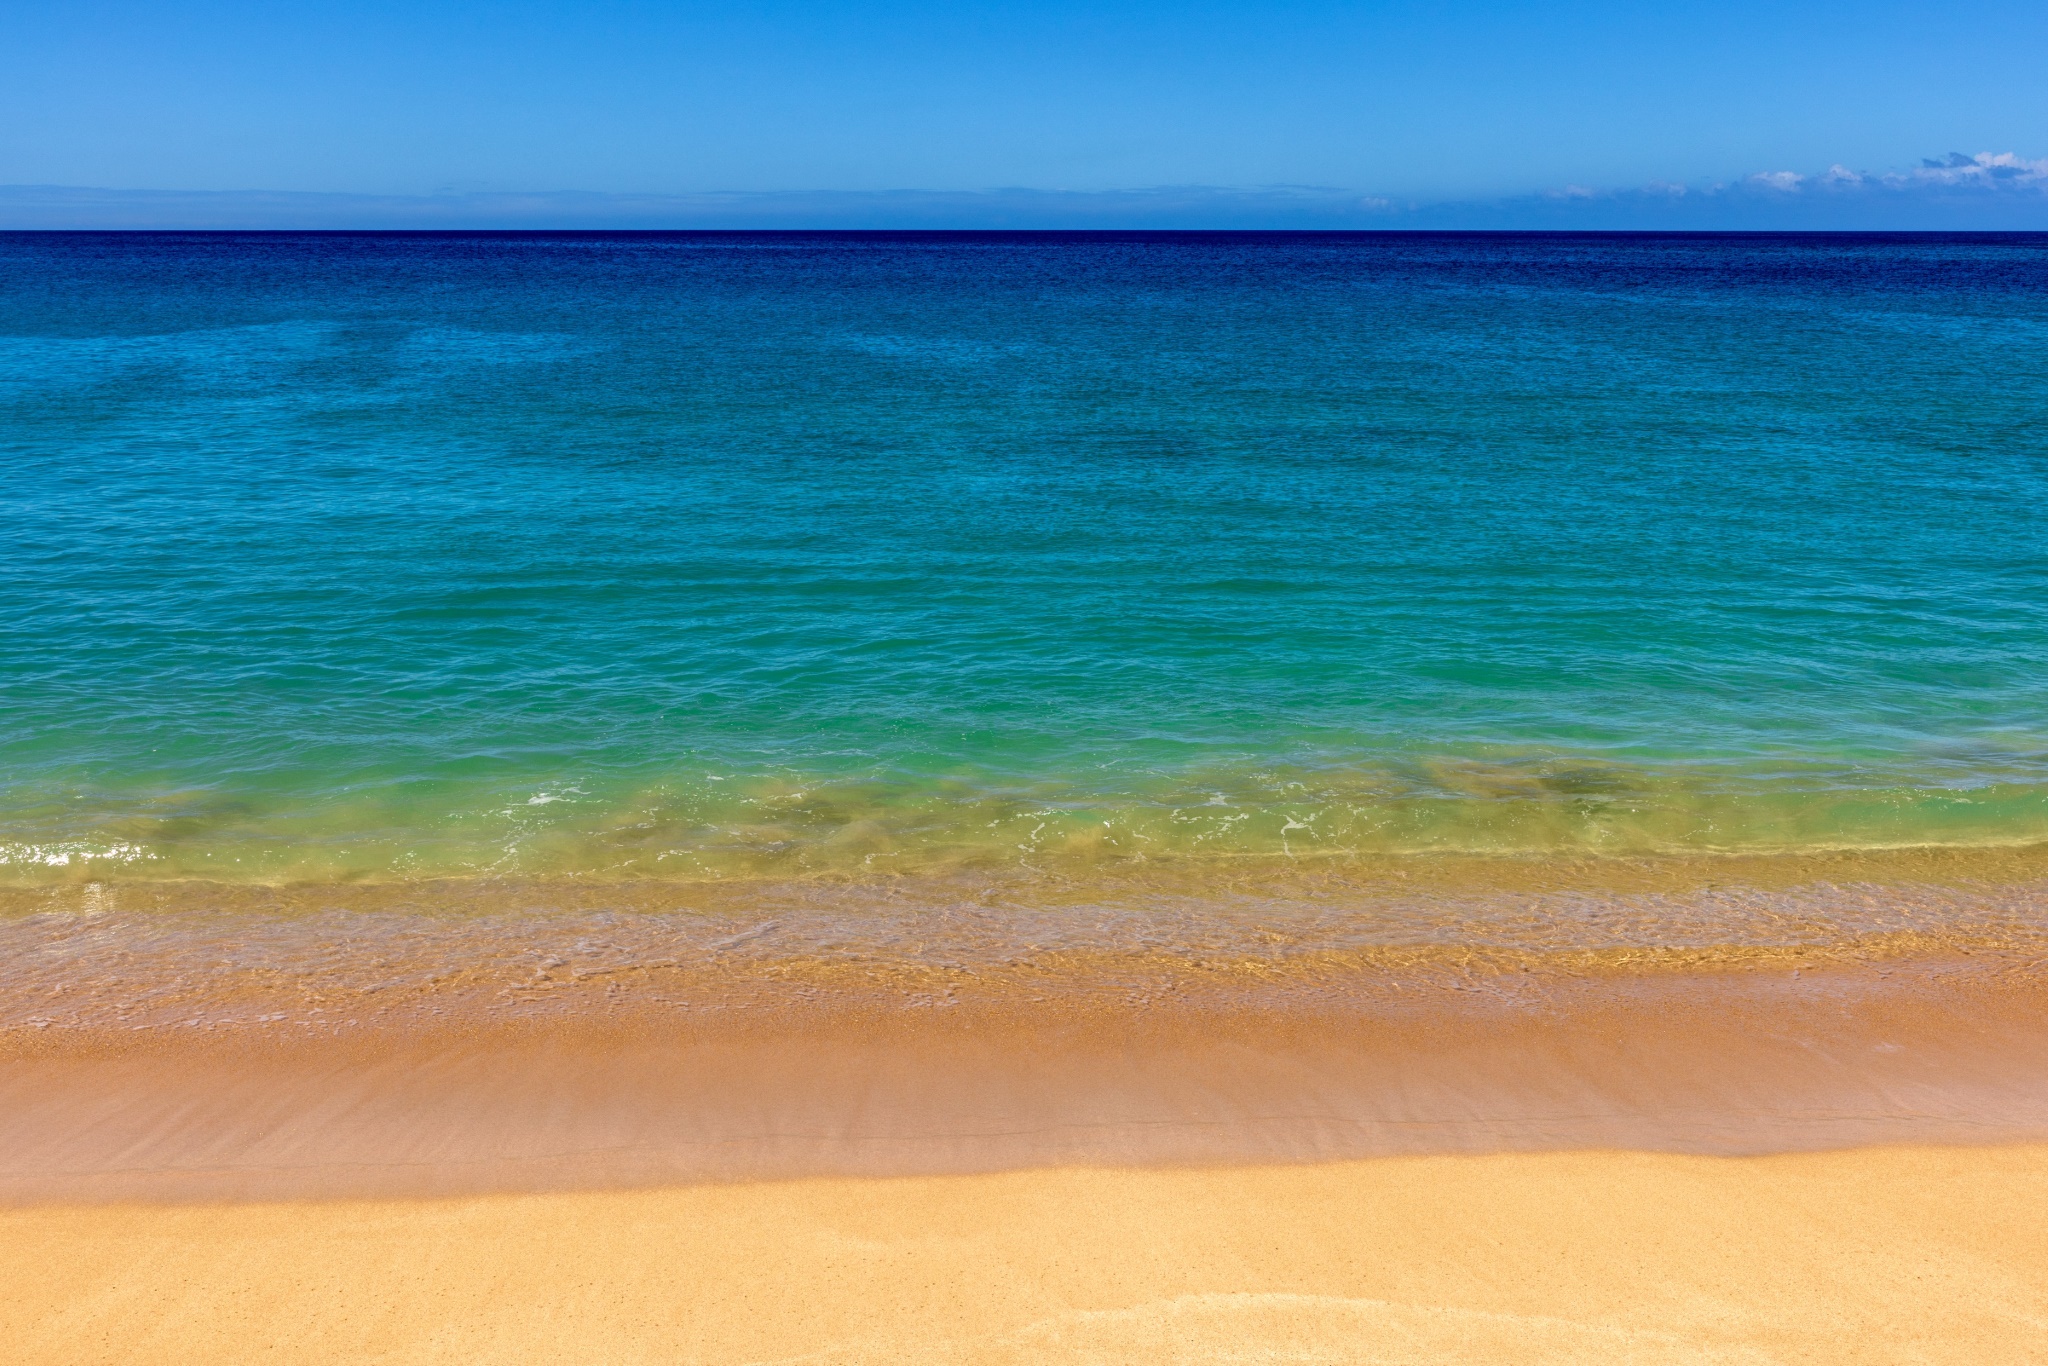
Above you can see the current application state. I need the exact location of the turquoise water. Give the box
[4,231,2047,883]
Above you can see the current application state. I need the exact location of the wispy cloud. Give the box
[1421,151,2048,229]
[1729,151,2048,196]
[1909,151,2048,186]
[3,154,2045,230]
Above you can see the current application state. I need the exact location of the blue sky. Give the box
[5,0,2047,225]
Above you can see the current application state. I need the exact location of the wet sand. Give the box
[13,1145,2048,1364]
[8,946,2048,1201]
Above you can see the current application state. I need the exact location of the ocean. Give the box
[6,230,2047,888]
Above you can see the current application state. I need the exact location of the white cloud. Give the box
[1889,151,2048,188]
[1492,150,2048,227]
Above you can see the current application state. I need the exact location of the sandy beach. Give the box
[10,908,2048,1362]
[15,1144,2048,1364]
[9,862,2048,1359]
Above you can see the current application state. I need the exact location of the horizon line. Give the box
[5,170,2048,232]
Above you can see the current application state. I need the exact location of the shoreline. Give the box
[10,845,2048,1037]
[9,850,2048,1204]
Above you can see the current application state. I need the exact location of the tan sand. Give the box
[11,1144,2048,1364]
[10,861,2048,1360]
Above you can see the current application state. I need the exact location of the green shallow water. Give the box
[4,231,2047,884]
